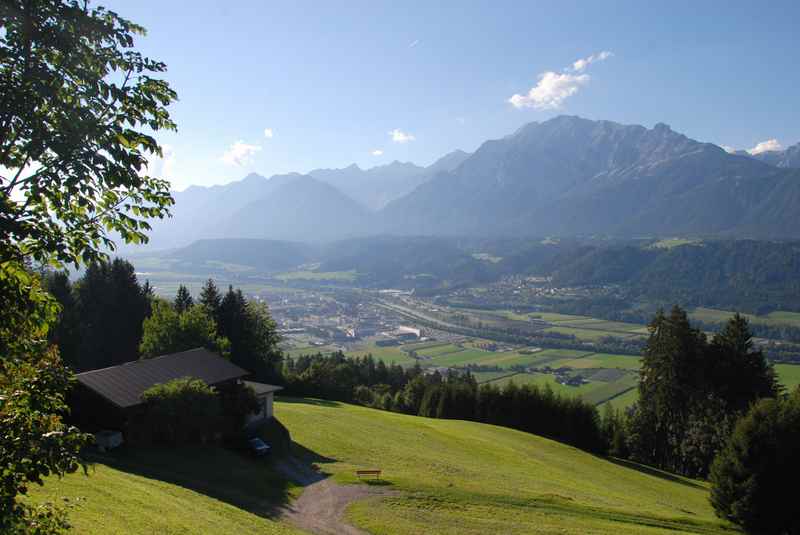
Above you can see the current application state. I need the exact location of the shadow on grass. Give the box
[276,396,343,408]
[90,418,337,520]
[362,479,394,487]
[608,458,706,490]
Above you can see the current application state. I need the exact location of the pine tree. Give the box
[634,306,707,472]
[174,284,194,313]
[708,313,778,411]
[199,278,222,321]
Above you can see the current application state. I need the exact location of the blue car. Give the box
[247,437,271,457]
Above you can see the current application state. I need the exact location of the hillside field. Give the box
[26,398,746,534]
[26,447,302,535]
[277,398,735,534]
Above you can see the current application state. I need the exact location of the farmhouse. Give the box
[70,347,282,434]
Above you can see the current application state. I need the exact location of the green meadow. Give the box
[278,398,736,535]
[26,448,302,535]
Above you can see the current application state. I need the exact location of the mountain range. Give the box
[133,116,800,250]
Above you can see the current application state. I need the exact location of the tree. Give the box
[74,259,149,370]
[139,300,229,358]
[0,1,176,530]
[0,0,176,267]
[633,306,708,472]
[707,313,778,412]
[630,308,780,476]
[173,284,193,313]
[199,279,221,322]
[0,263,91,533]
[218,286,282,383]
[709,388,800,534]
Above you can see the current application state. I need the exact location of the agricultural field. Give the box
[277,398,735,535]
[691,307,800,328]
[308,327,800,413]
[555,353,642,371]
[284,344,342,358]
[274,270,358,282]
[544,325,627,342]
[478,370,638,406]
[599,387,641,412]
[344,343,419,366]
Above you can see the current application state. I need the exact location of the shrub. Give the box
[136,377,221,445]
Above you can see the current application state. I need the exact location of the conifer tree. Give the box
[199,278,222,320]
[174,284,194,313]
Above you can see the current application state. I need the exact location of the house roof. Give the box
[243,380,283,396]
[75,348,249,409]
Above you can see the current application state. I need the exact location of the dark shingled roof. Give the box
[75,348,248,409]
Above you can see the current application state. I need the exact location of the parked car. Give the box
[247,437,271,457]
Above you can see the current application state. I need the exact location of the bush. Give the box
[709,388,800,534]
[136,377,221,445]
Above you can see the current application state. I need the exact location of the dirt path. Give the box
[275,458,390,535]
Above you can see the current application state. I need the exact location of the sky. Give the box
[103,0,800,191]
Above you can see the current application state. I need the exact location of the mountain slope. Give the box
[218,175,371,242]
[136,173,298,250]
[380,116,800,238]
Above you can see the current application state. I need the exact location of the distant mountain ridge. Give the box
[308,150,470,210]
[380,116,800,239]
[131,115,800,249]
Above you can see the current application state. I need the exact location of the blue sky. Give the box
[104,0,800,190]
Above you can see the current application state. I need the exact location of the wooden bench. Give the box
[356,469,382,480]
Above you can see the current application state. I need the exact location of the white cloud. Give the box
[409,39,420,48]
[509,71,590,110]
[748,139,783,155]
[389,129,415,143]
[263,128,274,139]
[509,51,612,110]
[221,140,262,166]
[720,145,736,154]
[571,50,613,72]
[371,149,384,156]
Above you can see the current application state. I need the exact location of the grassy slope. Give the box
[277,398,735,535]
[27,448,302,535]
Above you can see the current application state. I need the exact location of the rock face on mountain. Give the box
[380,116,800,239]
[750,142,800,169]
[309,150,470,211]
